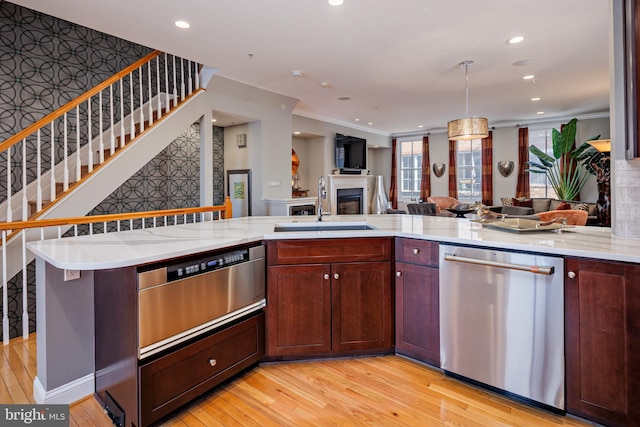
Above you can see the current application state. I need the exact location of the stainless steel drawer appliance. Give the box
[137,244,265,359]
[439,244,565,411]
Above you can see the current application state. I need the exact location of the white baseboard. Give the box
[33,374,94,404]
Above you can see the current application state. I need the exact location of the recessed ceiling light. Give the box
[291,70,303,77]
[293,131,301,135]
[508,36,524,44]
[523,75,535,80]
[212,118,217,122]
[328,0,344,5]
[418,125,424,128]
[537,111,545,115]
[531,97,541,102]
[355,118,360,122]
[175,20,190,29]
[368,122,373,125]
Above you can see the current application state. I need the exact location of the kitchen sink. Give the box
[273,222,376,232]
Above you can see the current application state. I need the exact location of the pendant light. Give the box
[447,61,488,141]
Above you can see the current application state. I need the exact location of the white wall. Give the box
[206,76,298,216]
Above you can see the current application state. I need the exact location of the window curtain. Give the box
[515,127,530,198]
[481,131,493,205]
[448,140,458,199]
[419,135,431,201]
[389,138,398,209]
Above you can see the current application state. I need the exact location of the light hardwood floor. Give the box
[1,335,598,426]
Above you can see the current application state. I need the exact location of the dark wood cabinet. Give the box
[565,257,640,427]
[331,261,393,353]
[266,264,332,356]
[139,313,264,426]
[266,238,393,359]
[394,238,440,366]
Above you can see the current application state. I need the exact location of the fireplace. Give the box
[327,174,374,215]
[337,188,364,214]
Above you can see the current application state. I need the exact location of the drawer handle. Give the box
[323,273,330,280]
[396,271,402,277]
[567,271,576,279]
[209,358,217,367]
[413,248,420,255]
[334,273,340,280]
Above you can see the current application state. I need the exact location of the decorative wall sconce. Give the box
[433,163,446,177]
[498,160,514,177]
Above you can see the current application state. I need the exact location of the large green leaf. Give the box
[528,145,554,165]
[525,161,550,171]
[552,118,577,158]
[532,118,600,200]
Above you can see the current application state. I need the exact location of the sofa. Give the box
[491,197,598,226]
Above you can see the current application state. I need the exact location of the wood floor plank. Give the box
[0,348,30,403]
[3,334,599,427]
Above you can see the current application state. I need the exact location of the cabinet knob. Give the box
[396,271,402,277]
[333,273,340,280]
[413,248,420,255]
[567,271,576,279]
[209,358,217,367]
[323,273,330,280]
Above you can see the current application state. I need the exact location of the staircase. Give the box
[1,50,210,304]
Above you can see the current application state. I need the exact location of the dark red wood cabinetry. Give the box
[266,238,393,359]
[394,238,440,366]
[565,257,640,427]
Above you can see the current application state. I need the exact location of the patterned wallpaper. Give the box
[0,3,225,340]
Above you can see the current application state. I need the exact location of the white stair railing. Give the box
[0,50,203,223]
[0,50,206,344]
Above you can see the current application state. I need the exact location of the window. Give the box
[528,127,558,198]
[456,139,482,202]
[399,140,422,200]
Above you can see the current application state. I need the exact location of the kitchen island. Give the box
[27,214,640,427]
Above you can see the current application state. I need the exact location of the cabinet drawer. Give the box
[395,238,438,266]
[139,312,264,426]
[267,238,391,265]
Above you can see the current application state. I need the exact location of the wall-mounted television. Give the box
[335,133,367,172]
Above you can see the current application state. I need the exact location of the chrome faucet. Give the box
[317,176,327,221]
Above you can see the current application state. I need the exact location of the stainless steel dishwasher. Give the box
[439,244,565,411]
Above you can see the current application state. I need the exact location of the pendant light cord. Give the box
[463,61,471,118]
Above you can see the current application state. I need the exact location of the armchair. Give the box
[407,203,437,216]
[426,196,460,214]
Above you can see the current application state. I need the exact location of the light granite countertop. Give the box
[26,214,640,270]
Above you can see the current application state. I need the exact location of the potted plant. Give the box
[526,118,599,201]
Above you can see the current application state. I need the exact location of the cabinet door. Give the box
[331,261,393,353]
[266,264,332,357]
[395,262,439,366]
[565,257,640,426]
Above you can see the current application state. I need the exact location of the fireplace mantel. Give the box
[327,174,375,215]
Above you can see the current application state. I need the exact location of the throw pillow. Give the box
[512,198,533,208]
[501,197,513,206]
[556,202,571,210]
[572,202,590,212]
[531,198,551,213]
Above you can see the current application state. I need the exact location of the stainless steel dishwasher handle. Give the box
[443,253,554,275]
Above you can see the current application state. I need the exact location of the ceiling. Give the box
[11,0,611,135]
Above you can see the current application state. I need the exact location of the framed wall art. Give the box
[227,169,251,217]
